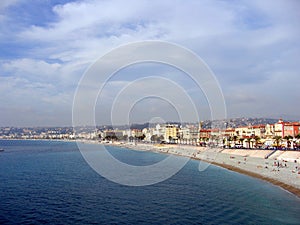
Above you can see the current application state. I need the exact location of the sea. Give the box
[0,139,299,225]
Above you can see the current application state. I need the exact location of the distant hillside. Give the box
[97,118,297,130]
[201,118,285,129]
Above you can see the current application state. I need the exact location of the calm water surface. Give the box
[0,140,299,224]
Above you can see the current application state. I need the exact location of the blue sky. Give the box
[0,0,299,126]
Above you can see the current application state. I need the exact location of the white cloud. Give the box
[0,75,73,126]
[1,0,300,125]
[0,0,21,23]
[0,0,20,9]
[2,58,60,78]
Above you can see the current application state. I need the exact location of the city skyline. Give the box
[1,0,299,126]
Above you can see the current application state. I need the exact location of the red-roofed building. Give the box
[199,129,212,139]
[223,128,235,137]
[283,122,300,137]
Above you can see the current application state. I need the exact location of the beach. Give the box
[100,141,300,197]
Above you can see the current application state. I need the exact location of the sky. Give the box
[0,0,299,126]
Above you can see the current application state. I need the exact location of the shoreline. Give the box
[2,139,300,198]
[204,159,300,198]
[103,141,300,198]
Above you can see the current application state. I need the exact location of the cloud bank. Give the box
[0,0,299,126]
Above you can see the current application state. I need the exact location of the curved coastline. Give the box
[1,139,300,198]
[203,159,300,198]
[102,142,300,198]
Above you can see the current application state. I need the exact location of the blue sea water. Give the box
[0,140,299,225]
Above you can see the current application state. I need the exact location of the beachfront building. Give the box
[165,124,179,143]
[251,125,266,138]
[178,127,190,143]
[199,128,223,146]
[123,129,132,139]
[177,125,201,145]
[273,119,300,139]
[95,118,300,148]
[199,129,211,140]
[235,126,252,138]
[234,125,264,138]
[153,124,165,137]
[265,124,275,138]
[189,125,200,144]
[283,122,300,137]
[131,129,143,139]
[142,128,155,142]
[103,129,124,140]
[222,128,235,137]
[222,128,236,148]
[274,119,285,137]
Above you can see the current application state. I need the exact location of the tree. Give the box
[295,134,300,149]
[254,136,261,148]
[104,131,118,141]
[225,136,232,148]
[123,135,128,141]
[273,136,282,149]
[239,138,245,148]
[232,135,238,145]
[138,134,146,141]
[151,135,158,143]
[129,136,134,142]
[283,135,293,149]
[158,135,164,143]
[245,137,251,149]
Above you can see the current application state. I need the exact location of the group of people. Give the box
[273,160,287,168]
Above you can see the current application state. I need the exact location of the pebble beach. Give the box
[101,141,300,197]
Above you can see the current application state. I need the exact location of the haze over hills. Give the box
[200,118,286,129]
[101,117,293,130]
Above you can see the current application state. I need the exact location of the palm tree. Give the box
[254,136,261,148]
[245,137,251,149]
[233,135,238,146]
[239,138,245,148]
[150,135,156,143]
[129,136,134,142]
[158,135,164,143]
[222,138,226,147]
[273,136,282,149]
[122,135,128,141]
[227,136,233,148]
[295,134,300,149]
[202,137,209,146]
[283,135,293,149]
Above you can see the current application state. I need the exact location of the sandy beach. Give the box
[101,141,300,198]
